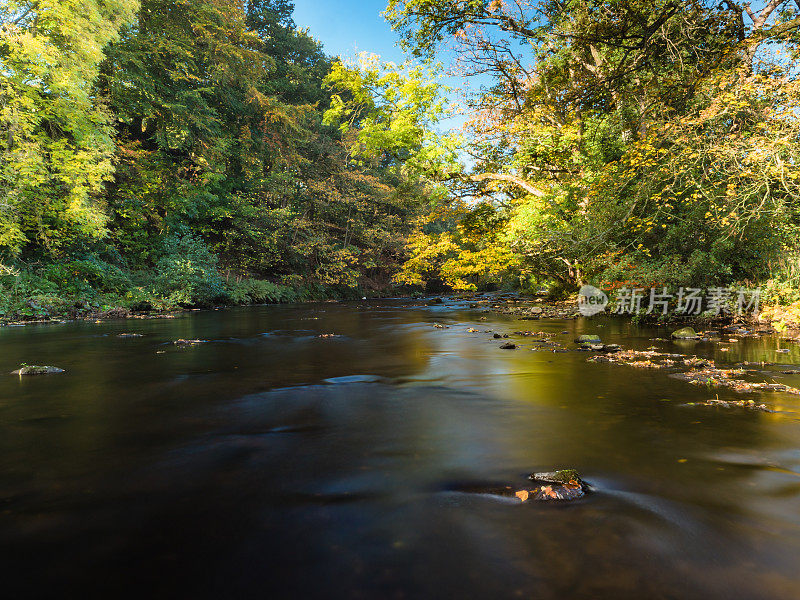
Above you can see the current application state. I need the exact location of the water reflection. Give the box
[1,301,800,598]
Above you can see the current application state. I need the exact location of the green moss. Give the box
[671,327,699,339]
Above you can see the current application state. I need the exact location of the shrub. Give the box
[228,279,300,304]
[153,235,227,307]
[0,271,62,318]
[40,258,131,296]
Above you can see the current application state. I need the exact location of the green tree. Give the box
[385,0,800,293]
[0,0,138,256]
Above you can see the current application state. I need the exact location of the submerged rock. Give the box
[580,342,608,351]
[323,375,386,384]
[686,398,772,412]
[672,368,800,396]
[11,365,64,375]
[671,327,699,339]
[173,339,208,346]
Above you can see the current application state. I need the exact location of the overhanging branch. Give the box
[467,172,545,197]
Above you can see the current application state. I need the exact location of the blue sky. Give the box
[292,0,479,137]
[292,0,407,64]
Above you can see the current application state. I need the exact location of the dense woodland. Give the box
[2,0,800,318]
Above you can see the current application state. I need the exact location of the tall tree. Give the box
[385,0,800,290]
[0,0,138,256]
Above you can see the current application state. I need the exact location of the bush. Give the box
[228,279,301,304]
[153,235,227,307]
[761,254,800,306]
[40,258,132,295]
[0,270,62,318]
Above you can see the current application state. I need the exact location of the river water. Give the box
[2,299,800,599]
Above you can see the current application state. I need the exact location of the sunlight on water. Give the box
[2,300,800,598]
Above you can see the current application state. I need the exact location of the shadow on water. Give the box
[2,300,800,598]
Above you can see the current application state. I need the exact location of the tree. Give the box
[385,0,800,291]
[0,0,138,256]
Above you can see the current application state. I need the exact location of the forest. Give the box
[2,0,800,319]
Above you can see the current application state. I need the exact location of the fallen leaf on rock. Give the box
[515,490,529,502]
[541,485,559,499]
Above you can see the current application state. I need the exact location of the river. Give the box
[2,298,800,599]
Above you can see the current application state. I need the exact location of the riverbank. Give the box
[471,291,800,337]
[0,278,365,326]
[4,287,799,345]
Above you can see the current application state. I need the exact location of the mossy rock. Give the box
[575,334,601,343]
[11,365,65,375]
[525,469,587,501]
[671,327,699,339]
[530,469,583,485]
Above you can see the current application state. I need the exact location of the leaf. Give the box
[515,490,529,502]
[541,485,557,499]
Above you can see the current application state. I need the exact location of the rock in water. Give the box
[525,469,587,501]
[11,365,65,375]
[173,339,208,346]
[531,469,582,484]
[499,342,517,349]
[575,334,601,343]
[671,327,699,339]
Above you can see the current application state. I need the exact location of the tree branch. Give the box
[467,172,545,197]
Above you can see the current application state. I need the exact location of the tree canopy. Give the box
[0,0,449,315]
[385,0,800,298]
[2,0,800,318]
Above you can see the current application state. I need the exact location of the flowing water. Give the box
[2,299,800,599]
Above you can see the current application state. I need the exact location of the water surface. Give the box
[2,300,800,599]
